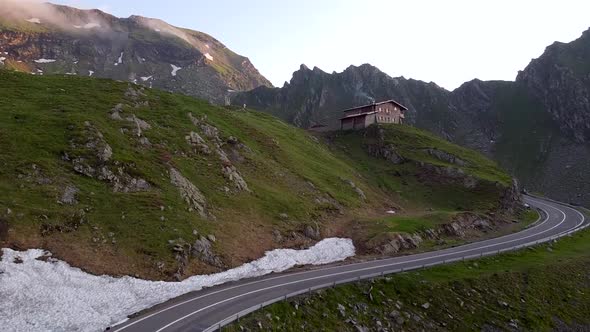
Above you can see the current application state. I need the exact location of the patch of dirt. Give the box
[0,217,8,241]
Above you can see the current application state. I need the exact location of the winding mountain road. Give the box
[111,195,587,332]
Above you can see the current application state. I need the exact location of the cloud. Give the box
[0,0,112,31]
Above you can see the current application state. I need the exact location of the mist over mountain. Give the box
[0,2,272,103]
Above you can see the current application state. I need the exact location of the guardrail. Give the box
[203,201,588,332]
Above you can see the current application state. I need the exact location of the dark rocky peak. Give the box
[516,27,590,142]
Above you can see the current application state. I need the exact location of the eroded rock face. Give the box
[59,185,79,205]
[368,211,498,256]
[424,148,467,166]
[67,122,150,193]
[370,233,424,256]
[192,236,223,268]
[169,168,209,219]
[185,131,211,155]
[222,165,251,192]
[498,179,523,215]
[189,114,252,193]
[417,163,478,189]
[365,144,404,164]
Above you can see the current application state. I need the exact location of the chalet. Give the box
[339,100,408,130]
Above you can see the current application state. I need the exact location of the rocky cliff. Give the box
[0,3,272,103]
[233,28,590,206]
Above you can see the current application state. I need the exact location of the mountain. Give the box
[0,70,520,280]
[233,29,590,207]
[0,2,272,103]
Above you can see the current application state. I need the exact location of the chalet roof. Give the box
[339,111,378,120]
[341,99,409,114]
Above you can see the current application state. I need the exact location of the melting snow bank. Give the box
[34,59,56,63]
[170,64,181,76]
[0,238,354,332]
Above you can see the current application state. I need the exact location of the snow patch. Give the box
[170,64,181,76]
[205,44,210,49]
[0,57,6,65]
[140,76,153,81]
[0,238,354,332]
[115,52,124,66]
[386,210,397,214]
[89,70,95,77]
[26,18,41,24]
[73,25,82,29]
[204,53,214,61]
[34,59,56,64]
[83,23,101,29]
[154,28,161,32]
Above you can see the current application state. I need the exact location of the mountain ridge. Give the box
[233,28,590,206]
[0,2,272,103]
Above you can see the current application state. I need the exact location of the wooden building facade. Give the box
[339,100,408,130]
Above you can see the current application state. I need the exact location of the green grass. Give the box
[0,70,373,277]
[379,211,456,234]
[227,209,590,331]
[0,70,516,279]
[329,125,512,213]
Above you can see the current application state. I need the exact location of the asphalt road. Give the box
[111,195,587,332]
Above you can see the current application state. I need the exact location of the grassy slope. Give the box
[0,71,514,279]
[325,125,516,248]
[330,125,511,213]
[228,209,590,332]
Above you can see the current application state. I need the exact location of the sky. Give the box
[52,0,590,90]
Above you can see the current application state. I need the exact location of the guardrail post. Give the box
[218,323,221,331]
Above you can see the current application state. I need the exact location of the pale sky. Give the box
[53,0,590,90]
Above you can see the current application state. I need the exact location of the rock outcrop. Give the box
[192,236,223,268]
[169,168,209,219]
[66,122,150,192]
